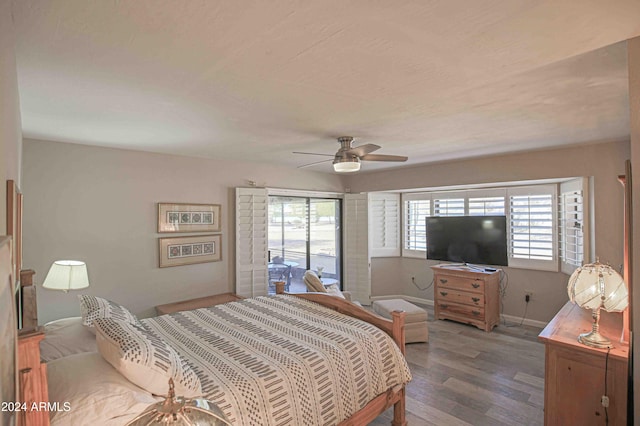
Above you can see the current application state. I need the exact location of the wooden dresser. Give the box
[538,302,628,425]
[431,265,500,332]
[17,327,50,426]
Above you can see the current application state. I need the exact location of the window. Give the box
[469,196,505,216]
[267,195,342,293]
[559,178,590,274]
[507,186,557,271]
[403,194,431,257]
[369,193,400,257]
[433,197,464,216]
[401,184,568,271]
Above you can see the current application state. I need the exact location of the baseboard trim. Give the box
[370,295,433,307]
[499,314,547,329]
[370,295,546,329]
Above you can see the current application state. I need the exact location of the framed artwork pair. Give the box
[157,203,222,268]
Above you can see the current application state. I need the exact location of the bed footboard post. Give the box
[391,386,407,426]
[390,310,406,355]
[275,281,286,294]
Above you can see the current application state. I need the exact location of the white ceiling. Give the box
[11,0,640,173]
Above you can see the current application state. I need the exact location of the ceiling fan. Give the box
[294,136,408,173]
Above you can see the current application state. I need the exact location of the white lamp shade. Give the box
[567,261,628,312]
[42,260,90,291]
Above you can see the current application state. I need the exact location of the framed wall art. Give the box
[159,234,222,268]
[158,203,221,233]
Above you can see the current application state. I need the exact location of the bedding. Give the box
[78,294,141,334]
[40,317,96,362]
[140,295,412,425]
[47,352,161,426]
[94,317,202,397]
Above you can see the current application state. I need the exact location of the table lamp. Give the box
[126,379,231,425]
[42,260,90,292]
[567,260,628,348]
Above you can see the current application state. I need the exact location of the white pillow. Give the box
[325,284,346,299]
[40,317,96,362]
[94,318,202,398]
[78,294,140,334]
[47,352,161,426]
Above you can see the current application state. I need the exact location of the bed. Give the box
[37,286,411,425]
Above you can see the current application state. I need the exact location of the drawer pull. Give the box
[472,297,480,303]
[471,283,480,289]
[440,304,449,309]
[440,291,448,297]
[472,310,481,316]
[439,279,448,284]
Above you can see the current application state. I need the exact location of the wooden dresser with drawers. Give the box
[431,264,500,332]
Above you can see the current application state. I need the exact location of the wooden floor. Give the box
[371,306,545,426]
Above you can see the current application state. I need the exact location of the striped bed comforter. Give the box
[141,295,411,426]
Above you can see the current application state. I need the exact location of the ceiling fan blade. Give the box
[360,154,408,162]
[293,151,335,157]
[347,143,380,157]
[297,159,333,168]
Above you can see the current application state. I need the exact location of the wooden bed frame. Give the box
[4,270,407,425]
[275,282,408,426]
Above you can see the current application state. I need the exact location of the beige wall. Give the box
[0,0,23,233]
[22,139,344,323]
[24,139,629,324]
[346,141,630,323]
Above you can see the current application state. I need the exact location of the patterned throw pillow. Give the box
[78,295,141,334]
[94,318,202,398]
[303,270,327,293]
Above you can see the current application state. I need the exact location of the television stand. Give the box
[431,264,500,332]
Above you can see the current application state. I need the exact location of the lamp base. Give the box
[578,330,612,349]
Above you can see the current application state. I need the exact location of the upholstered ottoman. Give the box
[372,299,429,343]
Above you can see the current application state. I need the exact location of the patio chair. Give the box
[268,263,291,292]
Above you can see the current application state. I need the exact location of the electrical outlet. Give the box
[525,291,533,303]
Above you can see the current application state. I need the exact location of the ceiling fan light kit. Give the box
[295,136,408,172]
[333,157,361,173]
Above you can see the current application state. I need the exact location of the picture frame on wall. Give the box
[159,234,222,268]
[158,203,221,233]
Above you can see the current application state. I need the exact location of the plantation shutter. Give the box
[432,195,465,216]
[402,193,431,257]
[507,185,558,271]
[468,189,506,215]
[343,193,371,304]
[369,193,400,257]
[559,178,590,274]
[235,187,268,298]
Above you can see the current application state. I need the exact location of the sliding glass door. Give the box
[268,196,341,293]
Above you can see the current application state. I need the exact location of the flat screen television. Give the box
[426,215,508,266]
